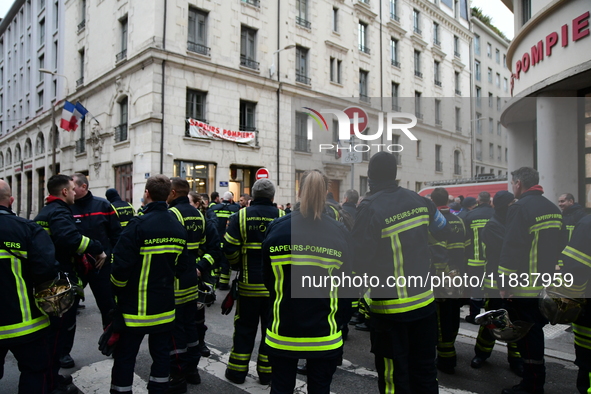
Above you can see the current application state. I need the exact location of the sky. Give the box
[0,0,514,38]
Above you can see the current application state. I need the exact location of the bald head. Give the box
[0,180,14,208]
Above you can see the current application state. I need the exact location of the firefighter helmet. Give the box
[475,309,534,343]
[538,287,585,325]
[196,280,216,310]
[35,273,77,317]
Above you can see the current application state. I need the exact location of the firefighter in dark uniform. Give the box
[351,152,447,394]
[561,215,591,394]
[223,179,284,385]
[471,191,523,375]
[464,192,495,323]
[167,178,221,392]
[428,187,466,375]
[35,174,106,394]
[0,179,59,394]
[499,167,563,394]
[106,188,136,228]
[558,193,587,267]
[109,175,189,394]
[209,191,240,289]
[262,170,352,394]
[70,174,121,366]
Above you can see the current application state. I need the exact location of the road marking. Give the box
[71,359,148,394]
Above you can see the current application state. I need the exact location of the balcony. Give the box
[76,77,84,88]
[115,123,128,143]
[454,51,461,58]
[454,164,462,175]
[187,41,211,56]
[391,60,400,68]
[390,13,400,22]
[414,70,423,78]
[414,27,422,35]
[115,49,127,62]
[296,16,311,29]
[77,20,85,33]
[455,89,462,96]
[241,0,260,7]
[296,73,311,85]
[75,138,85,154]
[359,45,370,55]
[240,56,260,70]
[436,160,443,172]
[433,39,441,47]
[434,80,442,87]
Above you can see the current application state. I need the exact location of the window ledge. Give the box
[239,65,260,74]
[237,143,260,150]
[295,150,312,156]
[183,136,212,146]
[113,140,130,150]
[75,151,87,159]
[330,81,343,87]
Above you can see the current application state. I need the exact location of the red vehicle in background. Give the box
[418,176,509,199]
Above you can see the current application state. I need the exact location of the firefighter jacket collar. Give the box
[46,195,66,205]
[251,197,273,206]
[142,201,169,213]
[369,179,399,194]
[74,190,94,205]
[563,203,584,216]
[0,205,15,215]
[168,195,190,208]
[519,186,544,199]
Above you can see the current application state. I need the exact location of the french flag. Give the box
[60,101,88,131]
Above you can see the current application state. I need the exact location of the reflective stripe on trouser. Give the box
[111,330,171,394]
[436,299,462,367]
[170,301,201,378]
[474,297,521,360]
[226,297,271,380]
[219,251,230,285]
[371,311,438,394]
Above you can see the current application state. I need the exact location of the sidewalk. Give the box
[458,305,575,362]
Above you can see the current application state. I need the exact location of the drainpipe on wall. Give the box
[468,17,474,178]
[160,0,167,174]
[276,0,281,187]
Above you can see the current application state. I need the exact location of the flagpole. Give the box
[51,103,57,175]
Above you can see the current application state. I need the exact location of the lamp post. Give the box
[39,69,69,175]
[272,44,296,187]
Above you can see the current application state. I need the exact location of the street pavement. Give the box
[0,290,579,394]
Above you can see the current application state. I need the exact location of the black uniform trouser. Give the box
[0,335,50,394]
[268,355,340,394]
[370,310,438,394]
[573,306,591,394]
[111,330,171,394]
[82,262,116,328]
[511,298,547,393]
[227,296,271,380]
[48,296,79,391]
[170,301,200,378]
[474,296,521,362]
[436,298,462,367]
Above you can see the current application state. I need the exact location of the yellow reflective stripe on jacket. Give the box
[279,210,286,217]
[573,323,591,350]
[169,207,185,226]
[270,254,342,269]
[329,205,340,220]
[529,220,562,234]
[0,315,50,340]
[1,252,33,326]
[237,281,269,297]
[470,222,487,263]
[140,245,184,254]
[498,266,516,276]
[122,309,175,327]
[239,208,247,244]
[271,264,285,333]
[381,216,429,299]
[110,275,127,288]
[447,242,464,250]
[563,246,591,269]
[175,285,198,305]
[265,329,343,352]
[370,289,434,314]
[225,232,241,246]
[381,215,429,238]
[509,287,542,297]
[76,235,90,253]
[138,254,152,316]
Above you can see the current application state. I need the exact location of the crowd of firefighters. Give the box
[1,150,591,394]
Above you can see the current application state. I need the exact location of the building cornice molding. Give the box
[412,0,473,42]
[353,2,378,21]
[324,40,349,54]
